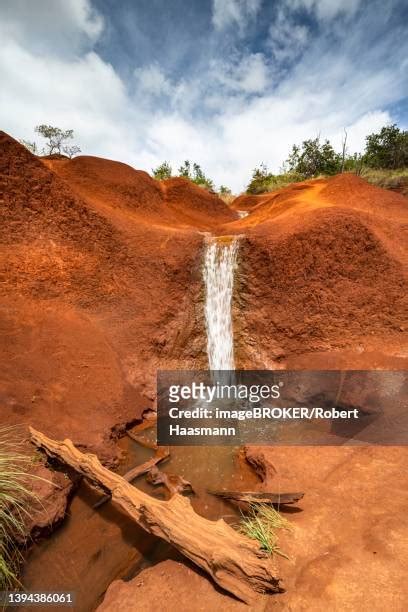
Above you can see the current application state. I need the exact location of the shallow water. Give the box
[20,435,259,611]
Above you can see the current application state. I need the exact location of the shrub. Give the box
[246,163,274,194]
[152,161,172,180]
[219,185,232,196]
[364,124,408,169]
[286,136,341,177]
[35,125,81,156]
[20,126,81,157]
[178,160,214,190]
[246,163,303,194]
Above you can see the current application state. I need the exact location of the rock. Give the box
[18,463,75,542]
[245,445,408,610]
[97,560,266,612]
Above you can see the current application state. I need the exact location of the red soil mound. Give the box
[43,156,236,231]
[230,181,317,213]
[0,132,208,460]
[229,192,271,211]
[42,155,165,217]
[243,445,408,610]
[0,133,130,306]
[2,134,408,609]
[161,176,238,229]
[232,174,408,368]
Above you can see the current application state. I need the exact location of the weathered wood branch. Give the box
[208,489,304,506]
[124,446,170,481]
[30,427,281,604]
[93,446,170,509]
[146,465,194,496]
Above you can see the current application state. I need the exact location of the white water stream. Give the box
[203,237,239,370]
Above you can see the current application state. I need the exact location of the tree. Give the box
[34,124,80,156]
[219,185,232,195]
[178,160,214,190]
[152,161,172,180]
[286,136,341,178]
[178,160,191,178]
[364,124,408,169]
[246,163,274,194]
[63,145,81,159]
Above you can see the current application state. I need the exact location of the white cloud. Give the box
[331,111,393,153]
[289,0,362,20]
[212,0,261,33]
[268,6,309,64]
[0,0,103,55]
[134,64,172,97]
[214,53,270,94]
[0,0,406,194]
[0,39,131,160]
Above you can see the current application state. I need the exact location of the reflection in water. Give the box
[21,436,258,611]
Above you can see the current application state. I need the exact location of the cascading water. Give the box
[203,237,239,370]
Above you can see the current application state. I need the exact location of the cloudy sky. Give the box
[1,0,407,191]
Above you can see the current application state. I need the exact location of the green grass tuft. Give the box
[0,426,40,589]
[238,503,292,559]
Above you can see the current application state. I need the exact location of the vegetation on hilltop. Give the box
[19,121,408,198]
[361,167,408,197]
[152,159,221,192]
[20,125,81,158]
[246,123,408,194]
[246,163,303,195]
[152,161,172,180]
[364,124,408,169]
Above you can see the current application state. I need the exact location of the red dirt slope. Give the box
[42,156,236,231]
[161,176,238,229]
[0,132,215,461]
[228,174,408,369]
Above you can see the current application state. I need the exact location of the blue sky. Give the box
[0,0,407,191]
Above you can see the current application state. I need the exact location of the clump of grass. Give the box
[238,503,292,559]
[0,426,39,589]
[361,167,408,196]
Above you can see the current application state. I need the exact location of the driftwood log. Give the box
[208,489,304,508]
[29,427,281,603]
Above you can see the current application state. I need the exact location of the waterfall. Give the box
[203,237,238,370]
[237,210,249,219]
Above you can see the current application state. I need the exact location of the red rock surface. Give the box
[97,559,256,612]
[97,444,408,611]
[245,445,408,610]
[21,463,75,541]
